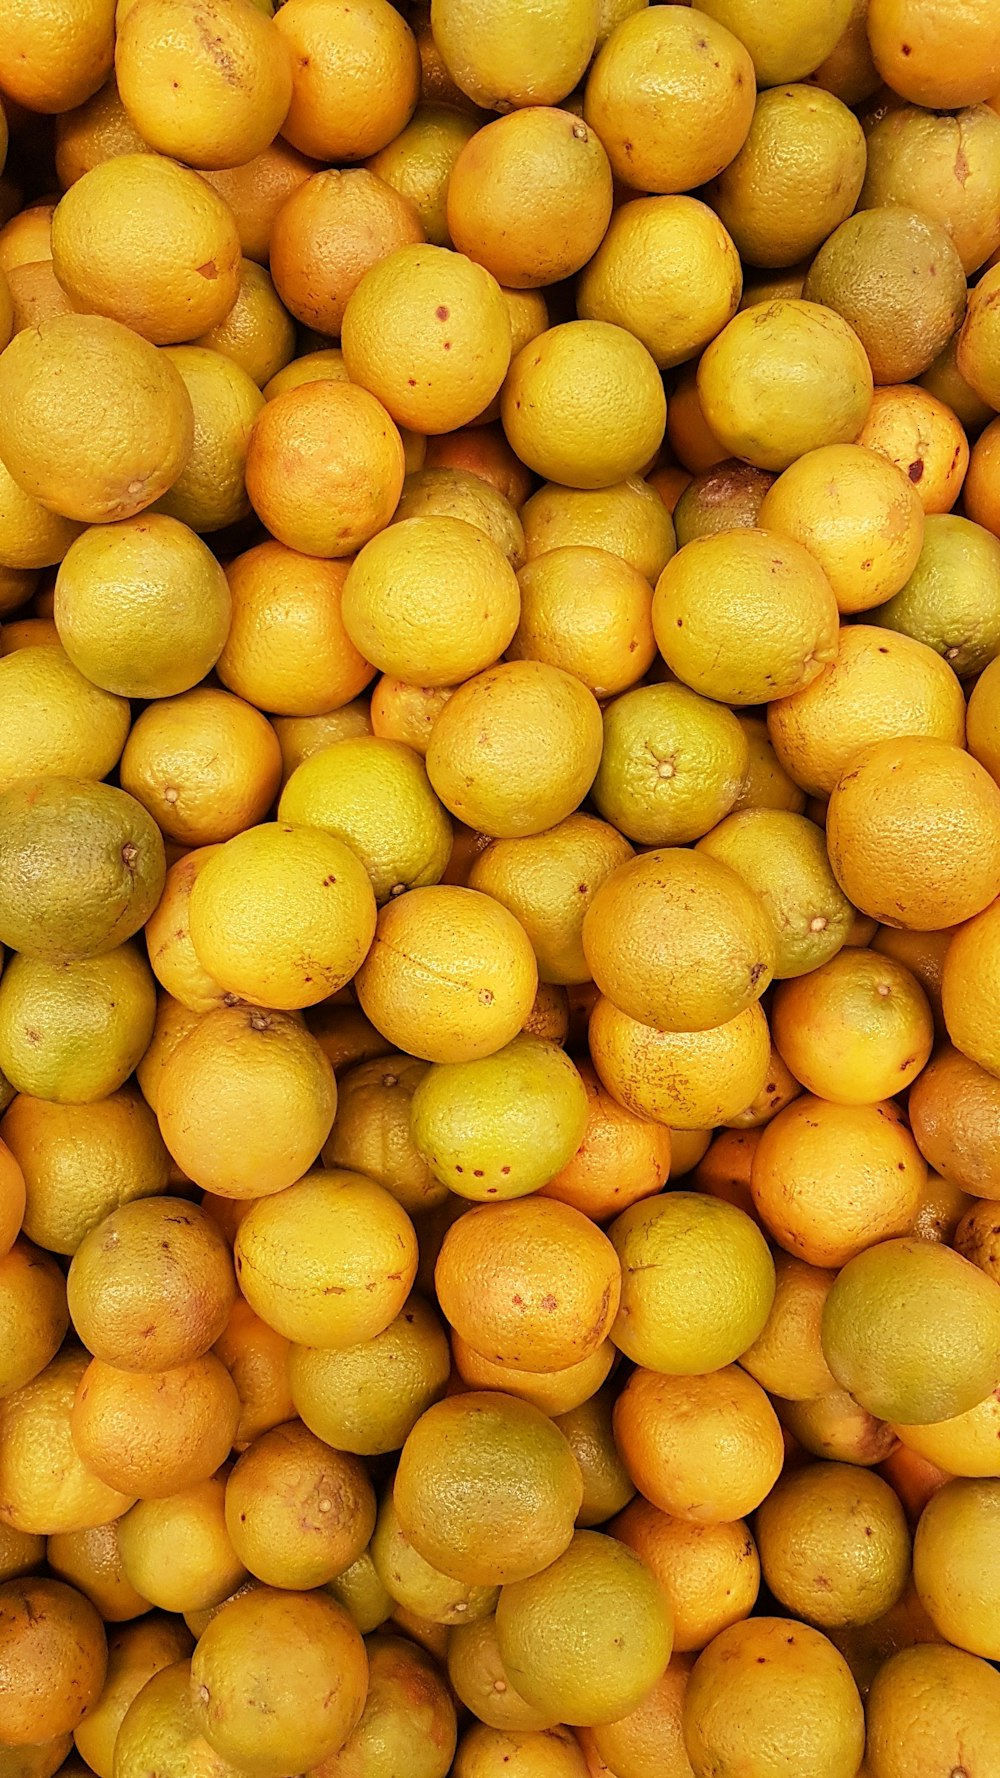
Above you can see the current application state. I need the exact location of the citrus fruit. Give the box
[821,1237,1000,1424]
[611,1496,759,1656]
[73,1614,193,1778]
[589,995,771,1130]
[119,688,282,850]
[758,444,924,615]
[609,1190,775,1374]
[683,1617,864,1778]
[751,1096,925,1267]
[322,1053,445,1215]
[908,1044,1000,1199]
[708,84,865,268]
[756,1462,911,1629]
[502,321,665,491]
[940,893,1000,1078]
[190,258,295,389]
[355,885,537,1064]
[738,1252,838,1401]
[466,814,633,988]
[495,1531,672,1728]
[864,1642,1000,1778]
[51,155,241,344]
[269,167,424,338]
[770,948,934,1103]
[578,195,741,371]
[411,1034,589,1200]
[1,1084,168,1256]
[156,1005,337,1198]
[190,1588,368,1777]
[697,808,854,977]
[54,513,231,700]
[0,1237,68,1398]
[115,1477,246,1618]
[342,243,510,433]
[613,1364,784,1523]
[767,624,966,798]
[223,1420,374,1592]
[393,1391,582,1586]
[426,662,603,839]
[370,1489,499,1627]
[341,515,518,688]
[447,108,611,291]
[320,1631,456,1778]
[912,1479,1000,1659]
[278,737,450,905]
[507,546,654,697]
[245,379,404,559]
[895,1388,1000,1479]
[0,1346,135,1536]
[873,512,1000,678]
[857,383,970,515]
[0,1576,107,1745]
[653,526,840,705]
[540,1059,671,1222]
[805,207,967,386]
[154,345,264,534]
[867,0,1000,107]
[827,737,1000,928]
[862,102,1000,275]
[273,0,418,162]
[366,103,479,248]
[672,460,774,547]
[66,1196,235,1373]
[219,543,374,717]
[234,1165,416,1347]
[452,1725,589,1778]
[0,944,156,1105]
[697,299,873,471]
[447,1614,557,1733]
[521,476,676,583]
[583,6,754,193]
[554,1385,635,1530]
[435,1195,619,1371]
[289,1293,450,1455]
[592,681,749,847]
[430,0,597,110]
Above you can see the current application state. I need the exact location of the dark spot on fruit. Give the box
[901,41,911,54]
[323,875,337,886]
[436,306,449,321]
[196,261,218,280]
[907,459,924,482]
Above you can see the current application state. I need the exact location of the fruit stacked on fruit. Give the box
[1,2,1000,1777]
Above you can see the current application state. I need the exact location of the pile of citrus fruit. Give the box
[2,0,1000,1774]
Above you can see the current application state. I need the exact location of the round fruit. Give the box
[613,1364,784,1523]
[370,1489,499,1627]
[0,777,165,964]
[115,1477,246,1618]
[0,1346,135,1537]
[909,1044,1000,1200]
[73,1615,193,1778]
[411,1036,589,1201]
[219,542,373,718]
[355,886,538,1064]
[583,6,754,193]
[508,546,655,698]
[234,1166,416,1348]
[224,1420,374,1592]
[502,321,665,491]
[274,0,418,163]
[0,314,193,524]
[321,1632,456,1778]
[366,103,479,248]
[279,737,451,905]
[697,300,873,472]
[392,468,525,569]
[520,476,675,583]
[190,1588,368,1778]
[805,207,967,386]
[858,384,970,517]
[0,945,156,1104]
[821,1237,1000,1424]
[393,1392,582,1586]
[156,1005,337,1199]
[756,1463,911,1629]
[270,167,423,338]
[51,155,241,344]
[827,737,1000,929]
[540,1059,671,1222]
[750,1096,926,1268]
[0,1576,107,1744]
[589,995,771,1130]
[120,688,281,850]
[913,1479,1000,1659]
[1,1085,169,1257]
[342,243,510,434]
[66,1196,235,1372]
[341,515,519,688]
[864,1643,1000,1778]
[54,513,231,700]
[707,84,865,268]
[0,1238,68,1399]
[289,1293,450,1456]
[592,681,749,847]
[447,1614,556,1733]
[609,1191,774,1375]
[495,1531,672,1728]
[770,949,934,1103]
[611,1497,760,1655]
[767,624,966,799]
[435,1196,619,1371]
[245,380,405,558]
[71,1353,240,1500]
[683,1618,864,1778]
[467,815,633,988]
[429,0,597,110]
[759,444,924,615]
[115,0,292,169]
